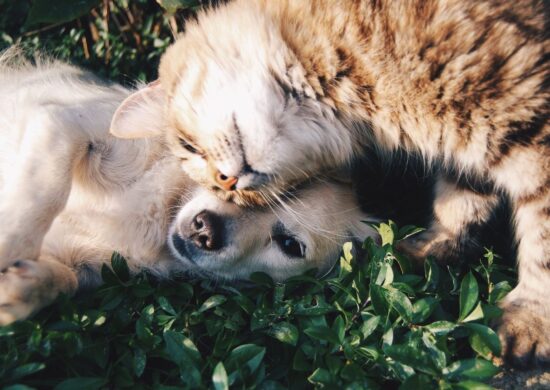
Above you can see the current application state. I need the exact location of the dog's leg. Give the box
[0,256,78,324]
[0,107,88,268]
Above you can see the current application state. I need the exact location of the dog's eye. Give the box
[179,137,200,154]
[274,234,305,258]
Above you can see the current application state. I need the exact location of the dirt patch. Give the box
[490,367,550,389]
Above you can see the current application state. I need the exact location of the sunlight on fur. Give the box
[0,50,374,324]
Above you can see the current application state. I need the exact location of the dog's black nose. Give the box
[189,210,223,251]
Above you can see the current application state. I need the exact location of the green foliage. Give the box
[0,222,516,389]
[0,0,203,82]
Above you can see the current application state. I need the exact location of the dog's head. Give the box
[168,180,375,281]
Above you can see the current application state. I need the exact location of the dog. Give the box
[0,50,374,324]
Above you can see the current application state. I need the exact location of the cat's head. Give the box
[110,1,354,205]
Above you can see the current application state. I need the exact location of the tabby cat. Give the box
[111,0,549,367]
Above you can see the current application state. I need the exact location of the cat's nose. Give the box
[215,171,238,191]
[188,210,224,251]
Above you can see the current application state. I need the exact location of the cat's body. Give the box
[111,0,549,366]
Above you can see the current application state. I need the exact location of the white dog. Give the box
[0,51,374,324]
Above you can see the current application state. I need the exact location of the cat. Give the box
[0,50,374,324]
[110,0,549,367]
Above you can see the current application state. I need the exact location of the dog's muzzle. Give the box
[171,210,225,261]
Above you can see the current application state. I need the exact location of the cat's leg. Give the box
[497,182,550,366]
[0,107,88,268]
[397,174,499,264]
[488,140,550,367]
[0,255,78,324]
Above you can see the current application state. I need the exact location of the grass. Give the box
[0,222,517,389]
[0,2,518,388]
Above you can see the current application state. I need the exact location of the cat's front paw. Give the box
[0,259,57,325]
[497,300,550,368]
[396,228,460,265]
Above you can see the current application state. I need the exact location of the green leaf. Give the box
[54,377,107,390]
[308,368,334,386]
[360,315,380,339]
[111,252,130,282]
[340,241,354,276]
[385,287,413,323]
[304,325,341,345]
[164,331,201,363]
[212,362,229,390]
[342,241,354,262]
[399,373,435,390]
[157,296,177,316]
[133,348,147,378]
[464,323,501,357]
[225,344,266,376]
[163,331,202,386]
[370,284,389,316]
[136,318,154,343]
[293,348,311,371]
[422,331,447,370]
[488,281,512,304]
[26,0,100,26]
[332,315,346,342]
[394,252,412,274]
[384,344,438,376]
[4,385,36,390]
[376,222,395,246]
[424,321,457,336]
[9,363,46,381]
[156,0,201,14]
[100,264,120,286]
[268,322,299,346]
[340,362,366,382]
[412,297,439,324]
[459,273,479,321]
[382,326,394,348]
[423,258,441,291]
[442,359,499,381]
[131,282,154,298]
[397,225,425,241]
[198,295,227,313]
[249,272,275,288]
[462,302,484,323]
[452,380,493,390]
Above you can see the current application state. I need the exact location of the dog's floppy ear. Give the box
[110,80,166,139]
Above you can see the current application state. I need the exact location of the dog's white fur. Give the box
[0,51,374,324]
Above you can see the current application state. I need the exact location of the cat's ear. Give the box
[110,80,166,139]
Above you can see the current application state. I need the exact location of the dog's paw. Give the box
[0,259,57,325]
[497,301,550,368]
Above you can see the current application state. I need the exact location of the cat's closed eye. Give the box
[179,137,201,155]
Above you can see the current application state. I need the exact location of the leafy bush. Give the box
[0,222,516,389]
[0,0,203,82]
